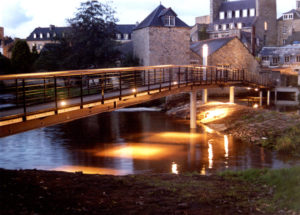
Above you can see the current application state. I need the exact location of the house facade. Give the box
[208,0,277,54]
[277,1,300,46]
[190,37,260,74]
[132,4,190,66]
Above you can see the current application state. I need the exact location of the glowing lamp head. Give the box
[60,101,67,106]
[253,104,259,109]
[173,81,178,85]
[202,44,208,58]
[132,88,137,93]
[255,88,259,92]
[247,87,251,90]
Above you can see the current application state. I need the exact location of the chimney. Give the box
[251,26,256,55]
[297,0,300,10]
[49,25,55,31]
[0,27,4,39]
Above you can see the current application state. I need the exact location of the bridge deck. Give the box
[0,65,272,137]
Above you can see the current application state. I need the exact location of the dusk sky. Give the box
[0,0,296,39]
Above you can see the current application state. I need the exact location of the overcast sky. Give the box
[0,0,296,39]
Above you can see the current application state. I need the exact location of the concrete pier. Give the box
[229,86,235,103]
[190,91,197,129]
[202,89,208,104]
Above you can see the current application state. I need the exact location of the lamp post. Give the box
[202,44,208,81]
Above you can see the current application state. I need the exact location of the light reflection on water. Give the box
[0,109,299,175]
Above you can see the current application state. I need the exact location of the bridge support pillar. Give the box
[229,86,235,103]
[267,90,270,106]
[202,89,208,104]
[190,91,197,129]
[259,91,263,107]
[274,89,278,105]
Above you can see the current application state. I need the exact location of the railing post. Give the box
[119,72,122,100]
[169,68,172,91]
[211,67,213,84]
[178,67,181,88]
[15,79,19,107]
[215,68,218,84]
[162,68,165,83]
[101,74,105,104]
[54,77,58,113]
[185,67,188,86]
[148,70,151,94]
[22,79,27,121]
[87,76,90,95]
[80,76,83,109]
[242,69,245,82]
[154,69,156,84]
[134,70,137,97]
[159,69,162,92]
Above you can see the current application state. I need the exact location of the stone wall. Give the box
[210,0,224,23]
[277,19,300,46]
[133,27,190,66]
[255,0,277,46]
[132,28,150,66]
[190,38,260,74]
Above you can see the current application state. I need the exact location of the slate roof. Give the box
[26,26,70,41]
[277,9,300,21]
[0,37,13,46]
[190,37,236,57]
[259,45,300,56]
[115,25,136,34]
[134,4,189,30]
[219,0,256,11]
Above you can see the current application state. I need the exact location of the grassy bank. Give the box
[221,166,300,213]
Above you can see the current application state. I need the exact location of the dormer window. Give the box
[124,34,129,40]
[47,33,50,38]
[220,11,225,20]
[243,9,248,17]
[53,32,57,37]
[222,24,227,31]
[250,8,255,17]
[33,33,37,39]
[163,16,175,26]
[283,13,294,20]
[235,10,240,18]
[227,11,232,19]
[116,34,121,40]
[40,33,43,39]
[230,23,235,29]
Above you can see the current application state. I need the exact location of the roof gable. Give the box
[190,37,236,57]
[134,4,189,30]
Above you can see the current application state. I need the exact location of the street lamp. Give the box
[202,44,208,81]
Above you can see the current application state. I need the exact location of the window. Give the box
[163,16,175,26]
[222,24,227,31]
[230,23,235,29]
[53,32,57,37]
[62,33,65,38]
[235,10,240,18]
[256,38,260,46]
[285,56,290,63]
[283,26,287,33]
[237,22,243,29]
[283,39,287,45]
[250,8,255,17]
[40,33,43,39]
[220,11,225,19]
[289,14,294,19]
[264,21,268,31]
[0,47,3,54]
[262,56,269,61]
[33,33,37,39]
[215,24,219,31]
[243,9,248,17]
[116,34,121,40]
[283,13,294,20]
[297,56,300,62]
[227,11,232,19]
[47,33,50,38]
[124,34,129,40]
[273,57,279,65]
[298,1,300,9]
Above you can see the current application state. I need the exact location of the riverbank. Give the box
[1,168,299,215]
[167,102,300,155]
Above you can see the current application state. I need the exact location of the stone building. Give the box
[0,27,14,58]
[26,25,70,53]
[115,25,136,43]
[191,16,210,42]
[132,4,190,66]
[190,37,260,74]
[208,0,277,54]
[277,0,300,46]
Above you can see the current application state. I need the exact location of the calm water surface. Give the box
[0,108,298,175]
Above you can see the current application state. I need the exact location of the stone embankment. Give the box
[167,102,300,154]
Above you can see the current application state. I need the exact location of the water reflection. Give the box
[0,110,299,175]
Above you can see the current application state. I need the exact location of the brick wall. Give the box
[133,26,190,66]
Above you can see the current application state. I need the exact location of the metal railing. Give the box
[0,65,272,123]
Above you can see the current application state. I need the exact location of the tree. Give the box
[67,0,119,69]
[11,40,32,73]
[0,53,12,74]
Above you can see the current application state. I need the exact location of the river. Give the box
[0,108,298,175]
